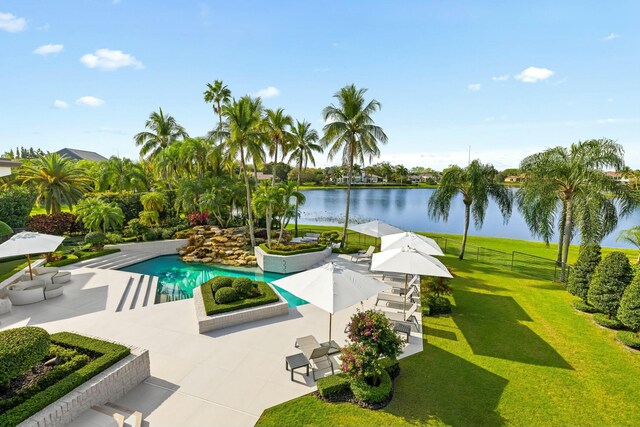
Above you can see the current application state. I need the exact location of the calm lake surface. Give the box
[299,188,640,249]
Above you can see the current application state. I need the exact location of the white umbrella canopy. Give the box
[381,232,444,256]
[348,220,404,238]
[0,232,65,279]
[272,262,391,344]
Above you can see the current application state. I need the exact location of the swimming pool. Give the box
[119,255,308,307]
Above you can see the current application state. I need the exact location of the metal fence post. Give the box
[444,239,448,254]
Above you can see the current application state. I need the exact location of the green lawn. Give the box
[29,204,71,215]
[256,252,640,426]
[0,258,28,282]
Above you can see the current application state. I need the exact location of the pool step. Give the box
[116,274,159,312]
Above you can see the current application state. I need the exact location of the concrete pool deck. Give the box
[0,253,423,427]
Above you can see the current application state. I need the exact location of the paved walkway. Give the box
[0,252,423,427]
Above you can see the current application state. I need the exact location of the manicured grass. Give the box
[45,248,121,267]
[256,254,640,427]
[0,258,28,282]
[201,280,280,316]
[29,204,72,215]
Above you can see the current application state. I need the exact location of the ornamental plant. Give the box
[567,243,601,303]
[188,212,209,226]
[588,251,633,318]
[618,269,640,333]
[339,310,403,382]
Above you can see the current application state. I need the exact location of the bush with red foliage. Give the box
[188,212,208,226]
[26,213,83,235]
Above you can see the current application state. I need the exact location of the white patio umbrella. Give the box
[381,232,444,256]
[271,262,391,349]
[0,232,65,280]
[371,246,453,318]
[349,220,404,246]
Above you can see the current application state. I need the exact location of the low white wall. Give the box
[19,346,150,427]
[255,246,331,274]
[194,284,289,333]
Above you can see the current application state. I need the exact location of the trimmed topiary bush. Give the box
[425,295,452,315]
[0,220,12,238]
[317,373,351,401]
[618,270,640,333]
[587,252,633,318]
[617,330,640,350]
[211,276,234,293]
[593,313,625,330]
[85,231,106,249]
[215,287,240,304]
[105,232,123,244]
[350,369,393,406]
[572,299,600,314]
[0,327,51,388]
[567,243,601,302]
[232,277,254,298]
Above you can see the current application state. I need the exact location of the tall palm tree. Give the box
[517,139,636,280]
[203,80,232,143]
[252,182,282,249]
[321,84,388,247]
[428,160,513,260]
[263,108,293,184]
[98,156,145,193]
[275,181,306,243]
[395,165,409,184]
[289,120,322,236]
[134,108,189,159]
[18,153,91,214]
[616,226,640,264]
[218,96,265,247]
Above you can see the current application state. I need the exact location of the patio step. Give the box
[115,274,159,311]
[143,276,158,307]
[115,276,134,312]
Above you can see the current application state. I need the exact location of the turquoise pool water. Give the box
[119,255,307,307]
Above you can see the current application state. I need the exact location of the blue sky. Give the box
[1,1,638,169]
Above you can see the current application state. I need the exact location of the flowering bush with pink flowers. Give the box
[339,309,403,381]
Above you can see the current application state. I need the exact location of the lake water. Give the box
[299,188,640,249]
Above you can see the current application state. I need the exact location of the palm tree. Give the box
[617,226,640,264]
[428,160,513,260]
[263,108,294,184]
[203,80,232,143]
[517,139,636,280]
[219,96,265,247]
[76,197,124,233]
[321,84,388,247]
[275,182,306,243]
[98,157,145,193]
[289,120,322,236]
[134,108,189,159]
[18,153,91,214]
[395,165,409,184]
[252,182,282,249]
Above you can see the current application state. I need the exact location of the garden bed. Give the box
[46,248,121,267]
[258,242,327,256]
[200,279,280,316]
[0,331,134,427]
[255,245,332,274]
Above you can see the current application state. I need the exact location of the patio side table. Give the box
[285,353,310,381]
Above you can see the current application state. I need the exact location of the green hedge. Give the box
[593,313,626,330]
[332,246,366,254]
[617,331,640,350]
[350,369,393,406]
[201,279,279,316]
[317,373,351,401]
[0,332,130,427]
[0,327,50,386]
[46,248,120,267]
[0,220,12,237]
[259,243,327,256]
[572,299,600,314]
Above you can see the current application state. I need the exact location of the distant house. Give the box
[335,172,387,184]
[0,158,21,177]
[605,171,630,184]
[56,148,108,162]
[420,173,439,183]
[504,174,525,183]
[256,172,274,181]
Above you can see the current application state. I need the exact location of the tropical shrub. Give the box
[105,232,123,244]
[0,187,36,228]
[0,220,12,238]
[588,252,633,318]
[592,313,625,330]
[618,270,640,333]
[567,243,601,302]
[139,210,160,227]
[424,295,452,316]
[142,229,162,241]
[422,275,453,297]
[85,232,107,250]
[75,198,124,233]
[161,228,175,240]
[617,330,640,349]
[350,369,392,406]
[215,287,239,304]
[26,213,82,235]
[211,276,234,293]
[188,212,209,226]
[90,192,143,223]
[0,327,50,388]
[232,277,254,298]
[126,218,148,237]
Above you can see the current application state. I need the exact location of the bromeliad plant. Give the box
[339,310,403,382]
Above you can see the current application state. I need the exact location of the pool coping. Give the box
[193,283,289,333]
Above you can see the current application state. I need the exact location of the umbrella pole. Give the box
[404,273,408,320]
[27,254,33,280]
[329,312,332,343]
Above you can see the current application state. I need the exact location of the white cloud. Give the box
[254,86,280,98]
[34,44,64,55]
[595,118,639,125]
[76,96,105,107]
[53,100,68,109]
[467,83,481,92]
[604,33,620,41]
[80,49,143,70]
[0,12,26,32]
[492,74,509,81]
[515,66,554,83]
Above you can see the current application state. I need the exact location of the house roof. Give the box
[0,158,22,168]
[56,148,108,162]
[605,171,623,177]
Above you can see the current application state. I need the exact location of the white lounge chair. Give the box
[295,335,335,380]
[382,303,421,330]
[22,266,59,284]
[7,279,46,305]
[351,246,375,263]
[376,286,419,307]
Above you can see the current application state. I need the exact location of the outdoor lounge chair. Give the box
[295,335,335,380]
[382,303,421,331]
[7,279,46,305]
[351,246,375,263]
[375,286,419,307]
[22,266,58,284]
